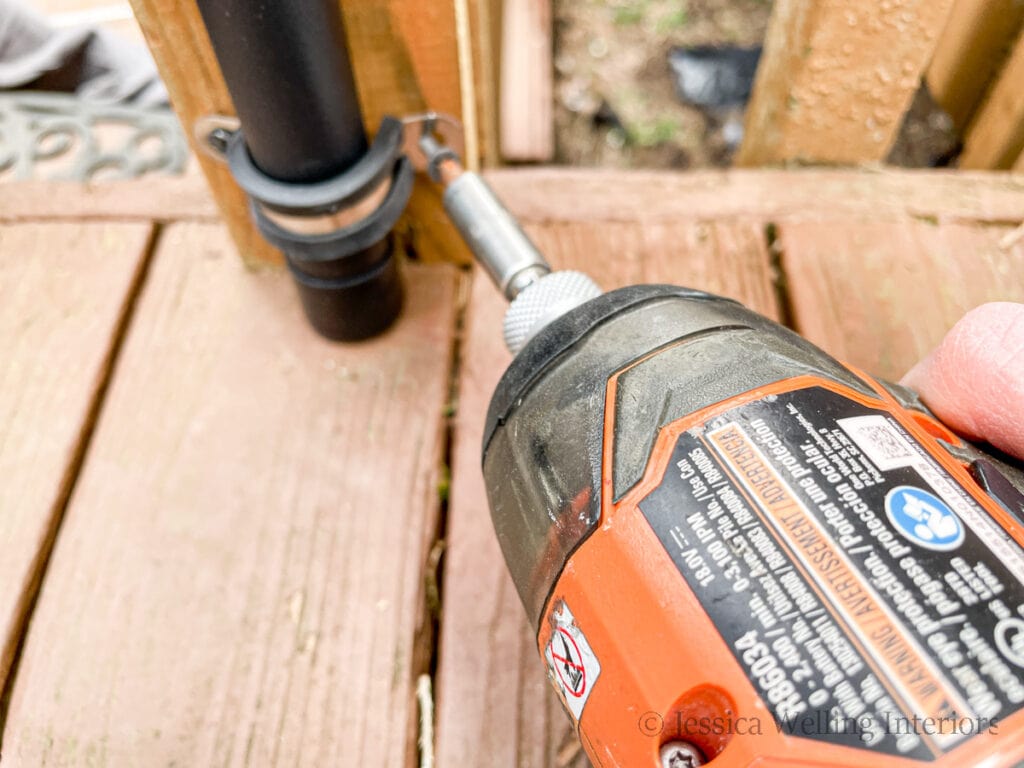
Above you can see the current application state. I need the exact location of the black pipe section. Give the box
[196,0,410,340]
[196,0,367,183]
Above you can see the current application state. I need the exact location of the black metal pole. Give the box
[195,0,414,341]
[196,0,367,183]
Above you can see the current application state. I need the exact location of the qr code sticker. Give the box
[837,415,917,471]
[861,424,914,461]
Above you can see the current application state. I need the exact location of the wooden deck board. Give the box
[0,178,220,223]
[3,169,1024,768]
[5,168,1024,227]
[434,217,778,768]
[0,221,152,697]
[780,219,1024,380]
[2,224,458,768]
[485,168,1024,226]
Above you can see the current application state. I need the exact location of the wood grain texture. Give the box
[468,0,503,166]
[2,224,459,768]
[0,177,219,222]
[960,28,1024,170]
[342,0,471,261]
[780,219,1024,380]
[6,168,1024,229]
[925,0,1024,129]
[341,0,461,131]
[434,219,777,767]
[127,0,276,265]
[484,168,1024,225]
[127,0,471,265]
[434,271,572,768]
[500,0,554,162]
[737,0,954,165]
[0,221,152,695]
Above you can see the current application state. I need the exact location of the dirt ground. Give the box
[554,0,772,168]
[553,0,957,169]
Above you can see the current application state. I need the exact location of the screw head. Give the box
[192,114,240,162]
[206,127,233,155]
[659,740,705,768]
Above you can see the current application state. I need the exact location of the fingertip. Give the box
[899,351,932,393]
[900,302,1024,459]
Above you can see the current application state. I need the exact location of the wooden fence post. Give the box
[925,0,1024,131]
[959,28,1024,170]
[737,0,955,166]
[128,0,485,265]
[499,0,554,162]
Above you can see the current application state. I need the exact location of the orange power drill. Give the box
[419,129,1024,768]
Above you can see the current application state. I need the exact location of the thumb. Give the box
[900,302,1024,460]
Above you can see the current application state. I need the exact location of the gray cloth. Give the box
[0,0,167,106]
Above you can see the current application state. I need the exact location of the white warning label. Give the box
[544,601,601,721]
[839,414,1024,587]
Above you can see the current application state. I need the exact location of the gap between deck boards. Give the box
[0,215,470,766]
[412,266,471,766]
[2,227,460,767]
[0,224,163,748]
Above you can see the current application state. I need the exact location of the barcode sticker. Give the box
[837,414,917,470]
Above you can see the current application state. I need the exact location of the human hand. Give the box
[901,302,1024,460]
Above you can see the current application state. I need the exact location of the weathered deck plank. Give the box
[5,169,1024,229]
[2,224,458,768]
[484,168,1024,226]
[435,218,778,767]
[779,219,1024,380]
[4,169,1024,768]
[0,178,220,223]
[0,221,152,698]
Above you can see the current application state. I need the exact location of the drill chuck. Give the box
[432,157,601,354]
[503,270,602,354]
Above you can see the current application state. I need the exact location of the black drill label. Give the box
[638,386,1024,760]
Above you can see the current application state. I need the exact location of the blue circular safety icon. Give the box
[885,485,964,551]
